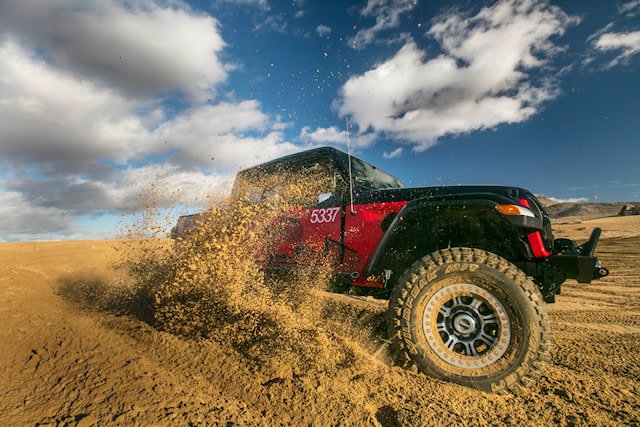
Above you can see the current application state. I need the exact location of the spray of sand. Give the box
[113,170,384,379]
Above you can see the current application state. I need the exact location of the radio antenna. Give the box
[346,116,355,215]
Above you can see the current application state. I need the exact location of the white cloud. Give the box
[584,0,640,68]
[7,176,122,214]
[620,0,640,16]
[214,0,270,10]
[316,25,332,37]
[0,0,227,100]
[338,0,578,151]
[153,101,302,171]
[539,195,588,204]
[0,2,307,241]
[383,147,403,159]
[349,0,416,49]
[114,165,235,212]
[299,126,377,148]
[256,14,288,34]
[0,40,148,173]
[593,31,640,68]
[0,40,301,217]
[0,190,77,242]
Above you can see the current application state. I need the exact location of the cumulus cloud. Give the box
[316,25,332,37]
[0,190,77,242]
[0,43,300,219]
[114,165,235,213]
[349,0,416,49]
[6,176,121,214]
[299,126,377,148]
[0,0,227,100]
[5,161,247,219]
[0,0,304,241]
[147,101,303,173]
[338,0,578,151]
[383,147,403,159]
[0,40,147,175]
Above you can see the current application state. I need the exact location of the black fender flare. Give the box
[364,193,543,279]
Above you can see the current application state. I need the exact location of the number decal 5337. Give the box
[310,207,340,223]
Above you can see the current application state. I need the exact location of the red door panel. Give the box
[343,201,408,275]
[269,206,343,268]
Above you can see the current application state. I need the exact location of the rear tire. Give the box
[387,248,551,393]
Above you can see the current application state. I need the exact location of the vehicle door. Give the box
[269,160,345,268]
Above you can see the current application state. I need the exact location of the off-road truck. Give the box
[172,146,609,393]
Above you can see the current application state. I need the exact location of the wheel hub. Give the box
[452,313,476,335]
[423,283,511,369]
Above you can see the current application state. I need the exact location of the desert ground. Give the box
[1,216,638,425]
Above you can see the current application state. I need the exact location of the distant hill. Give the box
[535,195,640,220]
[535,195,561,208]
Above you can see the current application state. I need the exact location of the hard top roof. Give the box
[236,146,352,177]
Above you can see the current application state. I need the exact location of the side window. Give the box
[233,160,345,207]
[294,162,344,208]
[231,175,264,204]
[261,189,281,204]
[246,185,263,204]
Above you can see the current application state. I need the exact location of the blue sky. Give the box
[0,0,638,241]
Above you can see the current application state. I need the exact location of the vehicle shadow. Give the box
[55,269,392,370]
[55,270,156,326]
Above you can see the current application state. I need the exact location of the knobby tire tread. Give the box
[387,248,551,394]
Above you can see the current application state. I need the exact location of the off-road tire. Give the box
[387,247,551,394]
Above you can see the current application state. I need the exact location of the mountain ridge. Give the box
[535,195,640,219]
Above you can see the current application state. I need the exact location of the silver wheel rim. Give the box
[422,283,511,369]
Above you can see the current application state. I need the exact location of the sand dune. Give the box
[0,217,639,425]
[553,215,640,241]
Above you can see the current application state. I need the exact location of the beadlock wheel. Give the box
[423,283,511,369]
[387,248,551,394]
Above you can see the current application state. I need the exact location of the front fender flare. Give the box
[364,193,542,279]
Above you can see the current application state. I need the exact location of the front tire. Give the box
[387,248,551,393]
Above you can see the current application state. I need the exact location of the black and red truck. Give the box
[172,146,608,393]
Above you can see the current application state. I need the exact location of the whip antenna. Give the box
[346,116,355,215]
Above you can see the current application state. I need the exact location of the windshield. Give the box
[350,157,404,190]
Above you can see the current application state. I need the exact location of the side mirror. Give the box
[318,192,332,203]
